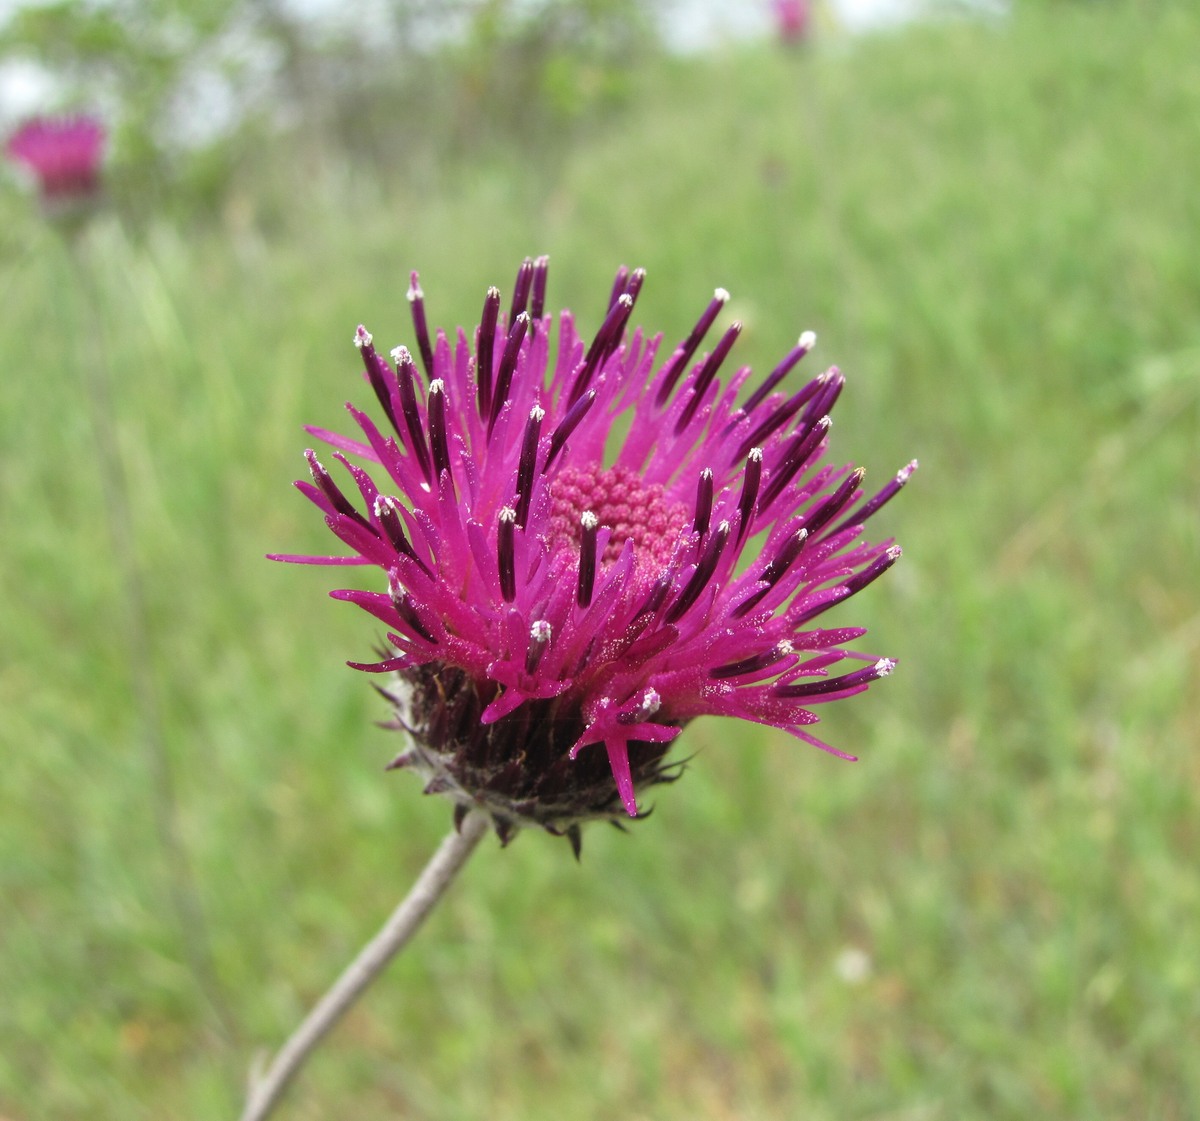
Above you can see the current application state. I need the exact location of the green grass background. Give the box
[2,4,1199,1119]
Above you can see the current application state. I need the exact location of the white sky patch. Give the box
[0,56,54,114]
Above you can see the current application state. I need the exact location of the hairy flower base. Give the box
[381,665,685,854]
[274,256,912,851]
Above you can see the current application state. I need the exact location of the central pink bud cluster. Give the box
[548,463,688,568]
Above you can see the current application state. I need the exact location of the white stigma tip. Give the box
[799,330,816,350]
[530,620,552,643]
[715,287,730,302]
[819,415,832,430]
[529,405,545,421]
[887,545,903,560]
[581,511,599,530]
[641,688,661,716]
[487,286,501,298]
[618,294,634,308]
[428,378,445,395]
[875,658,897,677]
[898,459,919,482]
[749,447,764,462]
[499,506,517,523]
[390,345,412,364]
[777,640,795,656]
[717,519,731,534]
[406,284,422,302]
[354,326,372,348]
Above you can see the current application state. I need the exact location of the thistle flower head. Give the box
[274,258,913,852]
[5,113,106,219]
[773,0,811,42]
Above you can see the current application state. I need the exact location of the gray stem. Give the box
[240,810,491,1121]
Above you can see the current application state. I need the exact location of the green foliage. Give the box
[0,0,240,188]
[1,0,663,221]
[453,0,654,125]
[2,3,1198,1118]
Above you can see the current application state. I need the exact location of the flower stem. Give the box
[240,810,491,1121]
[62,225,237,1042]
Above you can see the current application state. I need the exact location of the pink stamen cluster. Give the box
[275,258,912,840]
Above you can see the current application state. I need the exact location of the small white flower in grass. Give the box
[834,947,872,985]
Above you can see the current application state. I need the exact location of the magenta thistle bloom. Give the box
[5,114,106,216]
[274,258,913,852]
[773,0,811,42]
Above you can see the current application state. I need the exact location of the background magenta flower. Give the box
[773,0,812,43]
[275,258,912,852]
[5,113,106,215]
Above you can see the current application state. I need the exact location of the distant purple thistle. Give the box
[773,0,811,43]
[5,114,106,217]
[273,259,914,853]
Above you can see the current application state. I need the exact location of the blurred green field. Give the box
[2,4,1199,1119]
